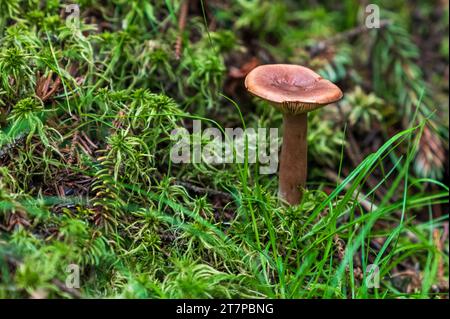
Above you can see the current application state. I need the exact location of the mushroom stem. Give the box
[279,112,308,205]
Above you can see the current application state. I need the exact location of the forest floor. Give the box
[0,0,448,298]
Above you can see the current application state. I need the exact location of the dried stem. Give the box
[175,0,189,60]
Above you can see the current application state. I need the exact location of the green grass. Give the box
[0,99,447,298]
[0,0,448,299]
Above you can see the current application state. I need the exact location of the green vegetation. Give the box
[0,0,448,299]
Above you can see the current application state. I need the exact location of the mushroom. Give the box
[245,64,343,205]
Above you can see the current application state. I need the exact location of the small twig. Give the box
[77,135,94,156]
[35,72,62,102]
[80,131,98,150]
[175,0,190,60]
[57,184,65,198]
[311,19,391,55]
[330,20,390,43]
[68,131,79,164]
[42,76,61,101]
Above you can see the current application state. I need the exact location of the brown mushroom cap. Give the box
[245,64,343,114]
